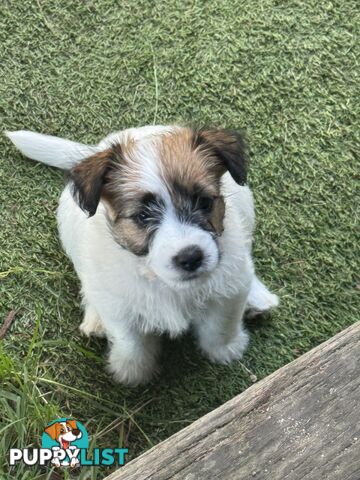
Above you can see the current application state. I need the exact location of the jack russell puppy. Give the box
[6,126,279,385]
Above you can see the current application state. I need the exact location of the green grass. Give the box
[0,0,358,478]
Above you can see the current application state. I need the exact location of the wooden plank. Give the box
[106,322,360,480]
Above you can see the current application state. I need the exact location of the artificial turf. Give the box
[0,0,359,478]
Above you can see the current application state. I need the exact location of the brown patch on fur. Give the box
[111,217,151,256]
[159,128,220,197]
[209,196,226,235]
[106,186,144,217]
[158,128,228,234]
[70,139,153,255]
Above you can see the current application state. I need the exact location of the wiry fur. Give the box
[6,125,279,386]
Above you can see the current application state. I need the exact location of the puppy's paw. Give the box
[107,347,158,386]
[246,276,279,319]
[203,329,249,364]
[246,293,279,319]
[80,309,106,337]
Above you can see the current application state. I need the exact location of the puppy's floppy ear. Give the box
[194,128,248,185]
[70,145,121,217]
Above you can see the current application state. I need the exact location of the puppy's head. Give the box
[71,127,248,287]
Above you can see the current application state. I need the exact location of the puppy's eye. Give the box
[134,210,150,226]
[60,428,65,434]
[197,196,214,213]
[131,193,164,227]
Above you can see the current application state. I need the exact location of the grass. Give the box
[0,0,358,478]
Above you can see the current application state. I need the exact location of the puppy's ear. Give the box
[70,146,121,216]
[194,128,248,185]
[44,423,60,441]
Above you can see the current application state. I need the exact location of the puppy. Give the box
[6,126,278,385]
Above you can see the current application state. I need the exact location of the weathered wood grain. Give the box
[106,322,360,480]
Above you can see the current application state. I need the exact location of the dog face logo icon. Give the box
[44,419,82,449]
[42,418,88,468]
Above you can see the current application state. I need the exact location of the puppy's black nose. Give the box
[173,245,204,272]
[72,429,80,436]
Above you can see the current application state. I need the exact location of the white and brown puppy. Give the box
[6,126,278,385]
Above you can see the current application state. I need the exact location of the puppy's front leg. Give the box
[195,294,249,364]
[107,325,160,386]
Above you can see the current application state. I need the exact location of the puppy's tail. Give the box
[5,130,98,170]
